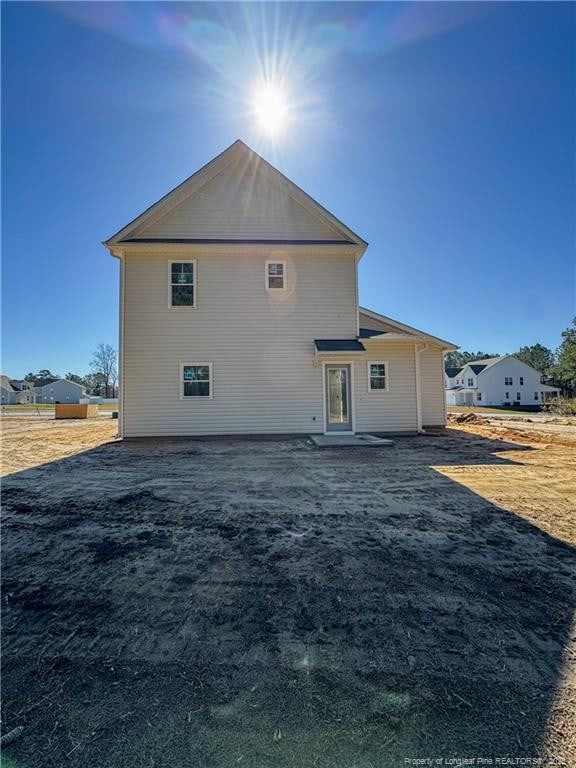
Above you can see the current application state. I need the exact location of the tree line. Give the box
[24,343,118,398]
[445,317,576,395]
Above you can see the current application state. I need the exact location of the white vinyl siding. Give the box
[122,249,358,436]
[420,347,446,427]
[354,343,418,433]
[137,163,344,242]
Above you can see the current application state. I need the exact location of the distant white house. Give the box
[31,378,87,404]
[445,356,560,407]
[0,376,86,404]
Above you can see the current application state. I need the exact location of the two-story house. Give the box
[104,140,456,438]
[445,356,560,407]
[32,378,87,404]
[0,377,86,404]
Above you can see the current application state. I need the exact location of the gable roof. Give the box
[33,377,86,391]
[358,307,458,350]
[467,357,502,367]
[459,357,506,376]
[1,375,15,392]
[34,377,59,388]
[104,140,367,253]
[445,367,463,378]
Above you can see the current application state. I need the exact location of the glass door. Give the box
[326,365,352,432]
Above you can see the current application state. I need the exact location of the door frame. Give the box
[321,360,356,435]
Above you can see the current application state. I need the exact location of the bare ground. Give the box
[1,417,575,767]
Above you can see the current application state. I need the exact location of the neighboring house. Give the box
[445,356,560,407]
[104,140,457,438]
[1,377,35,404]
[10,379,35,404]
[1,376,18,404]
[1,377,86,405]
[31,378,86,404]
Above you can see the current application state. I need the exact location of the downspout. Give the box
[118,252,125,439]
[109,247,125,439]
[414,342,429,433]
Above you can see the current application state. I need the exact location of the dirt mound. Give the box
[448,412,489,425]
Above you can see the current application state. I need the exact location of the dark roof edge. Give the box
[118,238,355,245]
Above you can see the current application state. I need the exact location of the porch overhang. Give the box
[314,339,366,353]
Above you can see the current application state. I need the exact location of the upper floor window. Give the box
[519,377,524,385]
[505,376,513,386]
[467,378,473,386]
[368,362,388,391]
[171,261,195,307]
[266,261,286,291]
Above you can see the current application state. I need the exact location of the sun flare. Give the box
[251,83,289,137]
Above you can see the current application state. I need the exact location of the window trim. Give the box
[265,260,287,292]
[169,260,197,309]
[179,362,213,400]
[367,360,389,392]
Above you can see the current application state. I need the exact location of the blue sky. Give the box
[2,1,575,377]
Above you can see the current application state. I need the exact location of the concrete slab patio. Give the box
[309,434,394,447]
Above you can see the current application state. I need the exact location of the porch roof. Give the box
[314,339,366,353]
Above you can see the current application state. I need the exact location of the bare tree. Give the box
[90,343,117,398]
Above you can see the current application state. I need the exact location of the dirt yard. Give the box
[2,417,575,767]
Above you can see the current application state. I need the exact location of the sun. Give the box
[251,82,289,138]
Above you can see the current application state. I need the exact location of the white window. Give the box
[505,377,513,386]
[505,392,509,400]
[467,378,473,386]
[477,392,482,401]
[180,363,212,398]
[516,392,521,401]
[519,377,524,385]
[170,261,195,307]
[368,361,388,391]
[266,261,286,291]
[534,392,539,400]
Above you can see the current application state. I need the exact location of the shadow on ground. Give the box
[2,430,574,767]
